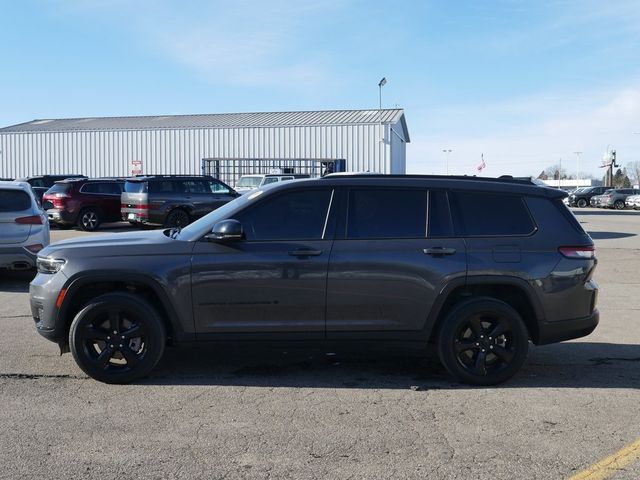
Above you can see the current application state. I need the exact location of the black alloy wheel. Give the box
[78,208,101,231]
[614,200,625,210]
[69,293,166,383]
[164,209,190,228]
[438,297,529,385]
[577,198,588,208]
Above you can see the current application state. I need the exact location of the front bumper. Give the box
[536,310,599,345]
[30,271,69,344]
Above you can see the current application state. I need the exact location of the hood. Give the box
[39,229,194,259]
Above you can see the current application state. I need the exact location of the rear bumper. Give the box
[47,208,76,225]
[0,247,37,269]
[535,310,599,345]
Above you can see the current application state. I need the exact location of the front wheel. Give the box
[437,297,529,385]
[614,200,625,210]
[69,293,166,383]
[577,198,587,208]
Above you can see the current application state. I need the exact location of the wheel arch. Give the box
[427,276,545,344]
[57,272,193,347]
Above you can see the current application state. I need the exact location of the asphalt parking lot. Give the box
[1,209,639,479]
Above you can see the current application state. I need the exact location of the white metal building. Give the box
[0,109,409,184]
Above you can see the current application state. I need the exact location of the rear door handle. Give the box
[423,247,457,256]
[288,249,323,257]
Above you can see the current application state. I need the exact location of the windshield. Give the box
[177,190,263,241]
[236,176,263,188]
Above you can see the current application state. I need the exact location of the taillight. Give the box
[559,246,596,259]
[15,215,43,225]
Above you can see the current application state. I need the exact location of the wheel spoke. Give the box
[108,310,120,332]
[85,326,109,341]
[455,340,478,353]
[120,346,141,367]
[95,346,114,369]
[492,345,514,364]
[472,351,487,376]
[121,323,143,338]
[488,319,509,338]
[468,316,484,339]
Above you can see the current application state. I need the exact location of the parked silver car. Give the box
[0,181,50,271]
[626,194,640,210]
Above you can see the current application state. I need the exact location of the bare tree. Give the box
[627,161,640,186]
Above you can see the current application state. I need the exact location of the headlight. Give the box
[37,257,66,274]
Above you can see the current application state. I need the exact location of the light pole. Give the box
[573,151,582,187]
[378,77,387,144]
[442,149,452,175]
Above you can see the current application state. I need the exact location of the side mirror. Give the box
[205,219,244,242]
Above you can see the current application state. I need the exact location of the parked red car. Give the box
[42,178,124,231]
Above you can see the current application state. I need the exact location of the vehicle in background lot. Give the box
[31,174,599,386]
[42,178,124,231]
[234,174,311,194]
[590,190,613,207]
[569,186,608,208]
[121,175,238,228]
[16,174,87,189]
[597,188,640,209]
[0,181,49,271]
[625,194,640,210]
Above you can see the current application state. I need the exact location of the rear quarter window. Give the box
[0,190,31,212]
[452,191,536,236]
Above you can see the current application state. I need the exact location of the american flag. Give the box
[477,154,486,172]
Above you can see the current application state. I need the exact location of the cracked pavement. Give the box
[1,210,639,479]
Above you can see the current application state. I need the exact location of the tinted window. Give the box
[454,191,535,236]
[124,181,147,194]
[149,181,177,194]
[347,189,426,239]
[0,190,31,212]
[29,178,46,188]
[262,177,279,185]
[47,183,71,195]
[428,190,453,237]
[208,180,230,194]
[235,189,332,241]
[81,183,100,193]
[184,180,209,194]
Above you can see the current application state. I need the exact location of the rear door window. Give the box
[208,180,231,194]
[0,190,31,212]
[452,191,536,236]
[346,189,427,239]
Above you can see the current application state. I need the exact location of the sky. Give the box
[1,0,639,178]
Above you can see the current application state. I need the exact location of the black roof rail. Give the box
[131,174,212,178]
[322,173,537,185]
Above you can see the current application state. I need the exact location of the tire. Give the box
[614,200,625,210]
[69,293,166,384]
[78,208,101,231]
[577,198,587,208]
[164,209,190,228]
[437,297,529,386]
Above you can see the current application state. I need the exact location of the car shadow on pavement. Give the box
[587,231,637,240]
[144,341,640,390]
[0,270,35,292]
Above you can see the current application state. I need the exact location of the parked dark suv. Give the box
[42,178,124,231]
[567,186,608,208]
[30,175,598,385]
[16,174,87,205]
[121,175,238,228]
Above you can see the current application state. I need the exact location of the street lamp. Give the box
[573,151,582,186]
[442,149,452,175]
[378,77,387,143]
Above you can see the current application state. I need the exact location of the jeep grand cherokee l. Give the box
[30,175,599,385]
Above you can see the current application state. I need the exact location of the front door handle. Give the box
[288,249,323,257]
[423,247,457,256]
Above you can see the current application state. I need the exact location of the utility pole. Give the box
[442,149,452,175]
[573,151,582,187]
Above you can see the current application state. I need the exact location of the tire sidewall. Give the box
[437,297,529,386]
[69,293,166,384]
[78,208,101,231]
[577,198,587,208]
[165,209,190,228]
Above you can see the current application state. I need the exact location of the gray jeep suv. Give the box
[30,175,599,385]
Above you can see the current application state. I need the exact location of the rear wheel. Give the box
[577,198,587,208]
[69,293,166,384]
[78,208,101,231]
[437,297,529,385]
[614,200,625,210]
[164,209,190,228]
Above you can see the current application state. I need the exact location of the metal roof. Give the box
[0,108,409,141]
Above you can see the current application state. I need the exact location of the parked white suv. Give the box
[234,174,310,194]
[0,181,50,271]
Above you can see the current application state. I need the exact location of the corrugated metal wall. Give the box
[0,123,401,178]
